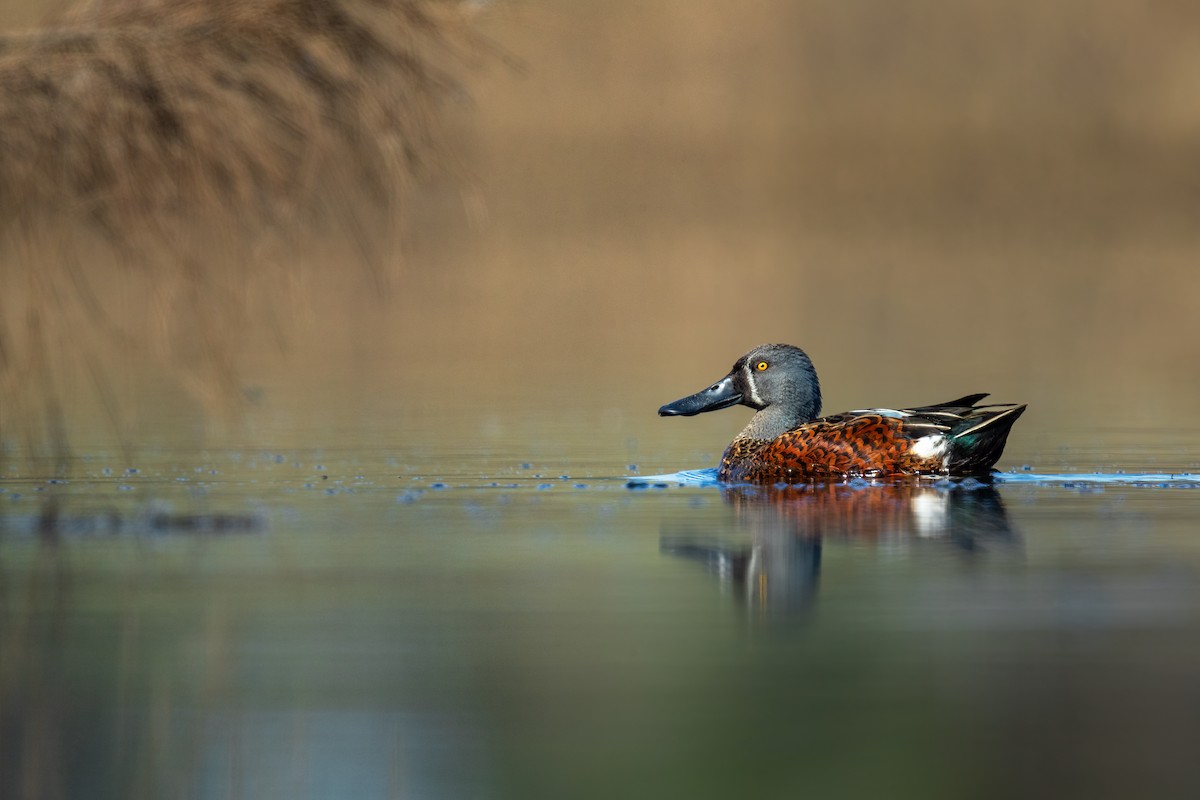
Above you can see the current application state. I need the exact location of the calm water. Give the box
[4,424,1200,800]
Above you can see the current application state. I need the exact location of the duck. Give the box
[658,343,1026,483]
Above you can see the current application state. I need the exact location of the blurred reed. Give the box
[0,0,485,466]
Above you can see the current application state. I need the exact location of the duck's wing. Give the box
[820,397,1027,474]
[840,393,1006,432]
[899,396,1024,439]
[901,400,1028,474]
[746,397,1025,480]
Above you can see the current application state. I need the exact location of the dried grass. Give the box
[0,0,480,237]
[0,0,486,466]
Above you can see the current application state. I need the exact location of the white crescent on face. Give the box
[744,367,765,408]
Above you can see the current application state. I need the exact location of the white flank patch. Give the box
[910,434,949,462]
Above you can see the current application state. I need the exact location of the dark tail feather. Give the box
[948,404,1027,474]
[928,393,990,409]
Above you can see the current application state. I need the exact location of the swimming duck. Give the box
[658,343,1026,483]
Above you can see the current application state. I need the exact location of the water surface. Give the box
[4,429,1200,799]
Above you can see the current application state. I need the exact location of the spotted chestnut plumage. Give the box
[659,344,1026,483]
[721,414,936,482]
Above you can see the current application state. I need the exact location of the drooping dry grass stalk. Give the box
[2,0,480,235]
[0,0,485,467]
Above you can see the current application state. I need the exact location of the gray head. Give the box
[658,344,823,435]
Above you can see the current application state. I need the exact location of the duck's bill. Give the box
[658,375,743,417]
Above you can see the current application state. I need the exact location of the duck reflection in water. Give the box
[661,480,1019,622]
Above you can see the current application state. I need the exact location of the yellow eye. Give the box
[755,361,769,371]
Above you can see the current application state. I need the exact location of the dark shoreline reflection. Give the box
[661,481,1020,622]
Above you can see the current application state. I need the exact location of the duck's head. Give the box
[658,344,823,429]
